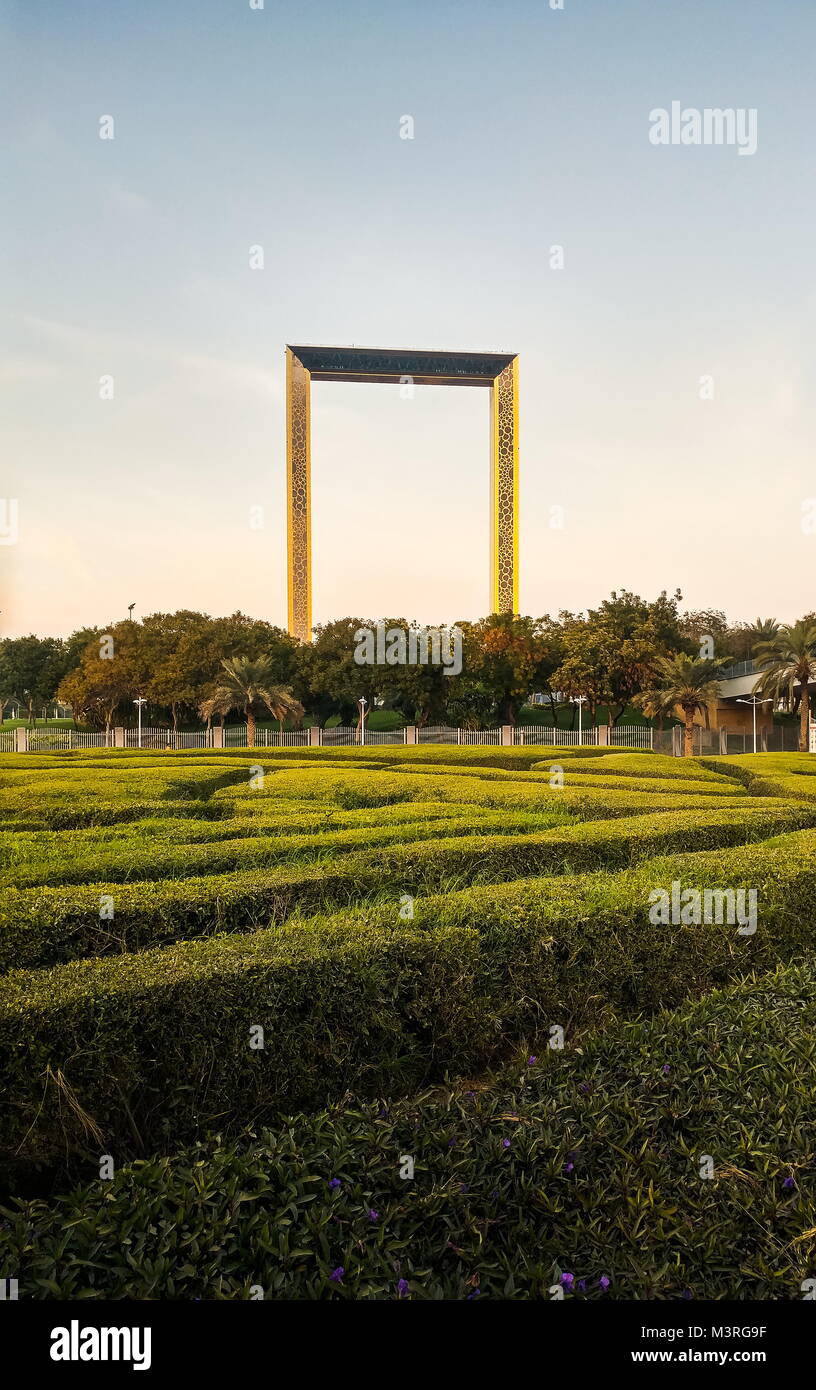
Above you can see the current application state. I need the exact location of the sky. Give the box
[2,0,815,638]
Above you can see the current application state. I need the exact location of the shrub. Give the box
[2,956,813,1299]
[2,825,815,1172]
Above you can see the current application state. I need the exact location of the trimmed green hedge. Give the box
[3,803,812,972]
[2,826,815,1173]
[0,804,573,891]
[2,956,813,1299]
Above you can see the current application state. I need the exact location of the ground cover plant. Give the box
[0,745,814,1299]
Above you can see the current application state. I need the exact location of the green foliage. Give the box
[2,958,814,1299]
[2,743,814,1299]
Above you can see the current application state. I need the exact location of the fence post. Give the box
[15,727,27,753]
[405,726,417,745]
[211,726,224,749]
[719,728,728,755]
[760,725,768,753]
[114,727,125,749]
[596,725,609,746]
[501,725,513,747]
[309,726,321,747]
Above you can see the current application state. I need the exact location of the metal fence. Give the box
[320,727,407,745]
[418,727,502,745]
[3,722,810,757]
[26,727,112,751]
[607,725,654,749]
[223,728,309,748]
[514,726,599,746]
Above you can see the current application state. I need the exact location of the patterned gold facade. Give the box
[285,346,519,641]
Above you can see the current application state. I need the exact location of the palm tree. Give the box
[747,617,780,650]
[752,620,816,752]
[641,655,721,757]
[199,656,304,748]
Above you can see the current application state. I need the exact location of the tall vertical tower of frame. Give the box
[285,345,519,642]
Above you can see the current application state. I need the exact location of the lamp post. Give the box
[736,695,772,754]
[358,697,368,746]
[133,697,147,749]
[571,695,586,744]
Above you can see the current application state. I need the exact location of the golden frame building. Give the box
[285,345,519,641]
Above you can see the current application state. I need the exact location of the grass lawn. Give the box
[0,745,814,1299]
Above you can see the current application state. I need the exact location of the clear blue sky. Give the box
[2,0,815,636]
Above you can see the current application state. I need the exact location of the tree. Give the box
[139,611,215,731]
[679,607,729,658]
[0,635,69,723]
[642,655,721,756]
[57,623,144,731]
[458,614,560,726]
[724,616,779,663]
[294,618,388,728]
[554,591,686,728]
[753,620,816,752]
[0,640,17,724]
[135,611,300,730]
[199,656,303,748]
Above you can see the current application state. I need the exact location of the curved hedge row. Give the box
[2,826,815,1174]
[2,956,813,1299]
[2,803,812,972]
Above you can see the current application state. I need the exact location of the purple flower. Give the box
[564,1162,574,1173]
[561,1272,574,1289]
[502,1138,512,1149]
[466,1288,481,1299]
[367,1209,380,1222]
[681,1288,692,1300]
[577,1279,586,1292]
[598,1275,610,1291]
[329,1266,344,1284]
[579,1082,591,1094]
[662,1064,671,1074]
[448,1138,456,1147]
[459,1184,469,1193]
[397,1278,410,1298]
[783,1177,796,1191]
[328,1178,342,1190]
[527,1056,537,1066]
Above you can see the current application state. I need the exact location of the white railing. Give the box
[608,726,654,749]
[27,728,71,750]
[223,727,309,748]
[71,731,113,748]
[320,726,363,746]
[416,726,500,744]
[514,726,599,746]
[1,723,667,753]
[319,726,406,746]
[126,727,178,749]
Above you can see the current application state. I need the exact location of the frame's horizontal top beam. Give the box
[287,345,517,385]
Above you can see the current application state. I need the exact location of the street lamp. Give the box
[358,696,368,747]
[133,697,147,749]
[127,603,135,620]
[570,695,586,744]
[736,695,772,754]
